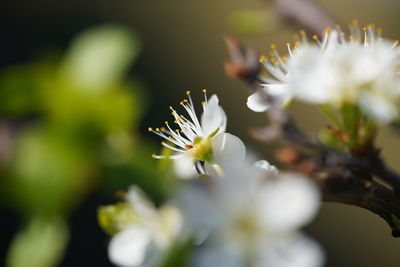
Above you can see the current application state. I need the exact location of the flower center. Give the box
[187,137,213,162]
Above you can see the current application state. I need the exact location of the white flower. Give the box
[248,23,400,123]
[180,160,323,267]
[149,90,245,178]
[108,186,182,267]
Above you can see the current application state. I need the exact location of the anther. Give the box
[186,90,191,95]
[202,89,207,93]
[148,127,153,132]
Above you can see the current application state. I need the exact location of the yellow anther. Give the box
[286,42,291,46]
[180,115,184,118]
[156,128,160,132]
[174,120,178,123]
[202,89,207,93]
[201,101,206,105]
[363,27,367,31]
[323,27,331,33]
[169,106,173,110]
[148,127,153,132]
[151,154,157,158]
[270,44,276,49]
[160,127,166,132]
[183,99,188,102]
[299,29,306,35]
[259,55,267,62]
[186,90,191,95]
[312,35,318,40]
[165,121,169,124]
[175,129,180,132]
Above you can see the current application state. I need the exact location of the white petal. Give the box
[201,95,226,137]
[173,155,198,179]
[253,160,278,177]
[257,234,324,267]
[256,173,320,232]
[211,133,246,169]
[157,205,183,246]
[126,186,158,219]
[247,92,269,112]
[108,227,152,267]
[359,92,397,124]
[193,243,244,267]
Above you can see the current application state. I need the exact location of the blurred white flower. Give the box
[248,23,400,123]
[108,186,182,267]
[149,90,245,178]
[180,159,323,267]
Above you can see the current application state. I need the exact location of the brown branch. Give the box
[318,169,400,237]
[225,37,400,237]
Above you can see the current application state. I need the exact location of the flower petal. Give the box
[247,92,269,112]
[256,173,320,232]
[126,186,158,219]
[359,92,397,124]
[173,154,198,179]
[193,243,244,267]
[257,234,324,267]
[201,95,226,137]
[253,160,278,176]
[211,133,246,169]
[108,227,152,267]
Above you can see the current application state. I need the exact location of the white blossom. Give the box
[108,186,182,267]
[149,90,245,178]
[179,159,323,267]
[248,23,400,123]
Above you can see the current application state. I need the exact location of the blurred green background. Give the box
[1,0,400,266]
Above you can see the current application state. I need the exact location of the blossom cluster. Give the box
[248,22,400,124]
[99,91,323,267]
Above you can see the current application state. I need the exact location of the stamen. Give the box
[161,141,186,152]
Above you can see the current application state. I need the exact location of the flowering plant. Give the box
[99,20,400,267]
